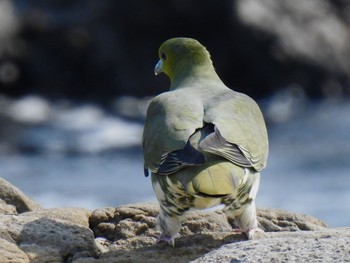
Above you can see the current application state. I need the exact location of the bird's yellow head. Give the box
[155,38,215,84]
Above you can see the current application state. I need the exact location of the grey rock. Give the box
[0,178,41,213]
[0,213,98,262]
[73,227,350,263]
[192,228,350,263]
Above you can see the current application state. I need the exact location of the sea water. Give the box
[1,95,349,227]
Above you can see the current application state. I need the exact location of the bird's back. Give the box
[144,37,268,245]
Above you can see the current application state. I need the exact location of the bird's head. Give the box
[155,38,216,85]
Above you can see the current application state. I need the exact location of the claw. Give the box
[232,227,264,239]
[232,228,243,233]
[157,234,175,247]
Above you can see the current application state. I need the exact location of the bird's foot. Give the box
[232,228,243,233]
[156,234,175,247]
[232,227,264,239]
[245,227,264,240]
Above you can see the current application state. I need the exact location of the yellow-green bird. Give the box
[142,37,268,246]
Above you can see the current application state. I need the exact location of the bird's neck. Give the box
[169,63,222,90]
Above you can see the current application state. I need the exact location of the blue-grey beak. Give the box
[154,60,163,75]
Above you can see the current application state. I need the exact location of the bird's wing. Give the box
[201,91,268,171]
[142,91,205,176]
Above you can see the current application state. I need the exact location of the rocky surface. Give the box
[194,228,350,263]
[0,178,41,213]
[0,178,97,262]
[0,177,349,262]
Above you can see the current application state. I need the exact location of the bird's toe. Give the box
[245,227,264,239]
[157,234,175,247]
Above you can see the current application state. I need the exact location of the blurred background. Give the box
[1,0,349,227]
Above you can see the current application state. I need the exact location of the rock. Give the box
[73,227,350,263]
[257,208,327,231]
[90,203,235,250]
[0,199,17,214]
[0,178,41,213]
[0,213,98,262]
[0,238,29,263]
[192,228,350,263]
[0,179,344,263]
[90,203,159,250]
[181,209,232,235]
[90,204,326,245]
[0,178,97,262]
[84,203,330,263]
[23,207,91,228]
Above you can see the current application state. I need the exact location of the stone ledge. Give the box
[1,177,347,263]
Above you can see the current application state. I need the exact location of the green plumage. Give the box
[142,37,268,246]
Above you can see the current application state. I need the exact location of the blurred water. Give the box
[0,94,349,227]
[0,151,154,208]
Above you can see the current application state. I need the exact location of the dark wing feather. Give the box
[157,141,206,175]
[199,126,252,168]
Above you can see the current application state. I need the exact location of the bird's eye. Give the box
[161,52,167,60]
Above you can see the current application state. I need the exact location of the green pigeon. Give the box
[142,37,268,246]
